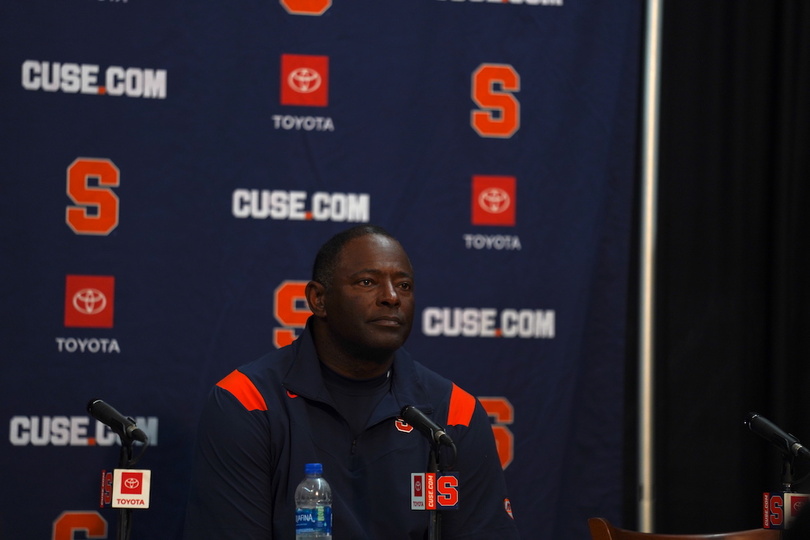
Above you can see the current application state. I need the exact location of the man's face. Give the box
[321,234,415,357]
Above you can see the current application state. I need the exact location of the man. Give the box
[183,225,519,538]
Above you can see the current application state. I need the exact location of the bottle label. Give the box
[295,506,332,534]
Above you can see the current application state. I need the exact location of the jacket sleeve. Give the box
[182,378,275,539]
[441,396,520,539]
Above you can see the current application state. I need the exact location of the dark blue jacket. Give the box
[183,322,519,539]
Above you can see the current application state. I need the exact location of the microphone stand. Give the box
[782,456,795,493]
[117,433,135,540]
[114,426,149,540]
[428,443,441,540]
[402,406,456,540]
[428,439,458,540]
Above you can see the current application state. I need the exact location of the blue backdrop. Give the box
[1,1,642,538]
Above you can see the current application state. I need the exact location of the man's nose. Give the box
[378,280,401,306]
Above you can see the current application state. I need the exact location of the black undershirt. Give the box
[320,362,392,437]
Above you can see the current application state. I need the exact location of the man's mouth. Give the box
[370,316,403,326]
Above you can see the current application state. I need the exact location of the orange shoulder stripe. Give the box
[446,383,476,427]
[217,370,268,412]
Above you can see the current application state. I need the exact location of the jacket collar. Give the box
[283,317,432,422]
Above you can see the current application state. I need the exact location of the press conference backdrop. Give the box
[0,1,642,538]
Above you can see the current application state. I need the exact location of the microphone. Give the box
[745,412,810,460]
[87,399,148,443]
[400,405,454,447]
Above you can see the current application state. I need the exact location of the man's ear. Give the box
[305,280,326,317]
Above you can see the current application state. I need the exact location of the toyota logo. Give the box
[124,477,140,490]
[478,188,511,214]
[288,67,322,94]
[72,288,107,315]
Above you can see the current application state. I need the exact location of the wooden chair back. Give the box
[588,518,782,540]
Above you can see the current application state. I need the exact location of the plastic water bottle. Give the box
[294,463,333,539]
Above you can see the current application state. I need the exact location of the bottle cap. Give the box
[305,463,323,475]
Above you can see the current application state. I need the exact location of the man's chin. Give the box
[362,333,410,361]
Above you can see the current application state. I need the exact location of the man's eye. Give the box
[399,282,412,291]
[359,279,373,286]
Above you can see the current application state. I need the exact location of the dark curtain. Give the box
[648,1,810,533]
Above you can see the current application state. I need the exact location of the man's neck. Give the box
[311,320,394,379]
